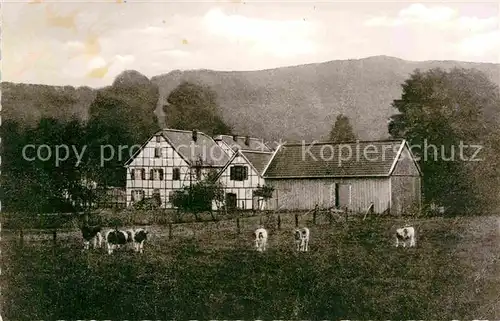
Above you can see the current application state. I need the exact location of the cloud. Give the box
[202,8,317,57]
[114,54,135,64]
[2,2,499,88]
[87,56,107,70]
[458,30,500,57]
[364,3,497,33]
[399,3,455,23]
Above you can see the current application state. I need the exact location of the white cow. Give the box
[395,226,416,248]
[254,227,268,252]
[294,227,310,252]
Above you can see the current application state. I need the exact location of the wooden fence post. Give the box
[277,215,281,230]
[236,217,241,234]
[168,223,173,240]
[259,216,263,226]
[295,213,298,228]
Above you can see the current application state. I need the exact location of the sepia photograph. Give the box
[1,0,500,319]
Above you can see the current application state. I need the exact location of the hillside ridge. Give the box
[3,55,499,141]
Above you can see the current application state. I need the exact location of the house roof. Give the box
[264,140,415,178]
[214,134,271,152]
[240,150,275,175]
[162,129,230,167]
[125,128,230,167]
[265,140,283,151]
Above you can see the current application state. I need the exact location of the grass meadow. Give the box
[2,211,500,320]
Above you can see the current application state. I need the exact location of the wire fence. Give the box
[3,205,382,246]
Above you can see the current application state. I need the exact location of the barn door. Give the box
[336,184,351,209]
[226,193,237,210]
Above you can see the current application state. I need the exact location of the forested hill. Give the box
[3,56,500,141]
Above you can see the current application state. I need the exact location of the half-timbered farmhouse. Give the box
[125,129,421,215]
[262,140,422,215]
[216,149,275,210]
[124,129,230,208]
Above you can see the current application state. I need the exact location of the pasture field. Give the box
[2,212,500,320]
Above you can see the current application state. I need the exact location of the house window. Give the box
[173,168,181,181]
[130,169,136,180]
[156,135,161,143]
[196,168,202,180]
[150,169,154,180]
[168,191,174,203]
[132,190,144,202]
[153,189,160,200]
[154,147,161,158]
[230,165,248,181]
[140,168,146,180]
[158,169,164,180]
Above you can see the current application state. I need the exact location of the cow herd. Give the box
[253,224,416,252]
[80,225,149,254]
[252,226,311,252]
[80,220,416,255]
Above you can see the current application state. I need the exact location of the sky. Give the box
[2,0,499,88]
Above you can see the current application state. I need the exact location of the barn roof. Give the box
[240,150,275,175]
[263,140,414,178]
[125,128,230,167]
[214,134,271,152]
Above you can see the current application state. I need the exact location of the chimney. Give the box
[245,135,250,146]
[192,129,198,142]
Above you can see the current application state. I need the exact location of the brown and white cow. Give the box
[132,228,148,253]
[105,228,134,254]
[294,227,310,252]
[395,226,416,248]
[81,225,103,250]
[254,227,268,252]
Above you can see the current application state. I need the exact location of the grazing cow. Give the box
[254,227,268,252]
[133,228,148,253]
[395,226,416,248]
[294,227,310,252]
[105,228,133,254]
[81,225,102,250]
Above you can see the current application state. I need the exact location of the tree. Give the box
[253,184,275,210]
[165,81,232,136]
[86,71,161,187]
[171,169,225,221]
[329,114,357,143]
[0,117,105,214]
[388,67,500,215]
